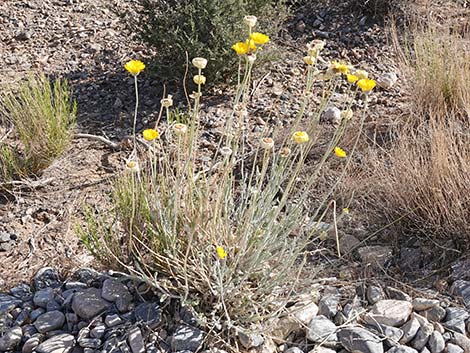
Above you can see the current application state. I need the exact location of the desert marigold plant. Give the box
[80,16,376,336]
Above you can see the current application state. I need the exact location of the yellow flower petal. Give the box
[250,32,270,45]
[334,146,347,158]
[232,41,249,55]
[124,60,145,76]
[292,131,309,144]
[193,75,206,85]
[216,246,227,260]
[347,74,359,83]
[330,61,350,75]
[357,78,377,92]
[142,129,159,141]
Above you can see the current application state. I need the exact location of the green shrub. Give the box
[0,74,76,181]
[131,0,289,84]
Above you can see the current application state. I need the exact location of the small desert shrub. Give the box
[358,23,470,242]
[130,0,288,84]
[80,21,377,334]
[0,74,76,181]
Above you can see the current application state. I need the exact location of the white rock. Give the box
[365,300,413,327]
[377,72,398,89]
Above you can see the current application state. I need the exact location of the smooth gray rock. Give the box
[412,298,440,311]
[284,348,303,353]
[386,288,412,301]
[35,333,75,353]
[0,326,23,351]
[369,324,403,344]
[447,343,464,353]
[33,288,56,308]
[410,322,433,351]
[10,283,33,301]
[318,292,340,318]
[34,268,61,290]
[128,327,145,353]
[104,314,123,327]
[78,338,101,348]
[22,335,42,353]
[101,279,132,312]
[307,315,338,342]
[35,311,65,333]
[171,326,204,352]
[421,306,446,322]
[443,308,468,334]
[386,346,418,353]
[367,286,384,305]
[133,302,161,329]
[90,325,105,339]
[72,288,110,320]
[400,318,421,344]
[337,327,383,353]
[451,332,470,353]
[365,300,413,327]
[428,331,445,353]
[0,294,22,315]
[450,281,470,307]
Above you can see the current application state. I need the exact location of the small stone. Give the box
[133,302,161,329]
[307,315,338,343]
[412,298,440,311]
[72,288,111,320]
[318,290,340,318]
[0,294,22,315]
[34,268,61,290]
[450,281,470,307]
[322,106,341,126]
[358,246,392,268]
[33,288,56,308]
[128,327,145,353]
[309,347,336,353]
[238,331,264,349]
[78,338,101,349]
[10,283,33,301]
[410,322,433,351]
[36,333,75,353]
[296,20,306,32]
[0,326,23,351]
[433,322,445,334]
[451,332,470,353]
[22,335,42,353]
[386,288,412,301]
[421,306,446,322]
[422,348,431,353]
[400,318,421,344]
[386,346,418,353]
[337,327,383,353]
[367,286,384,305]
[34,311,66,333]
[171,326,203,352]
[370,324,403,344]
[339,234,360,254]
[443,307,468,334]
[428,331,445,353]
[365,300,413,327]
[90,325,105,339]
[105,314,123,327]
[286,348,304,353]
[65,313,78,324]
[377,72,398,89]
[447,343,464,353]
[101,279,132,312]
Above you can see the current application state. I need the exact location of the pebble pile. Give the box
[1,267,470,353]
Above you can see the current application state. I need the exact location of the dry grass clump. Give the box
[80,18,378,333]
[0,74,76,182]
[358,22,470,242]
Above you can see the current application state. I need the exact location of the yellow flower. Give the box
[124,60,145,76]
[330,61,350,75]
[343,207,349,214]
[355,70,369,79]
[192,57,208,70]
[334,146,347,158]
[232,41,249,55]
[142,129,159,141]
[216,246,227,260]
[357,78,377,92]
[245,39,257,51]
[292,131,309,144]
[260,137,274,150]
[126,160,140,173]
[347,74,358,83]
[250,32,270,45]
[193,75,206,85]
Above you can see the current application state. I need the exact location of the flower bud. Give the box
[193,75,206,85]
[192,57,208,70]
[160,95,173,108]
[126,160,140,173]
[292,131,309,144]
